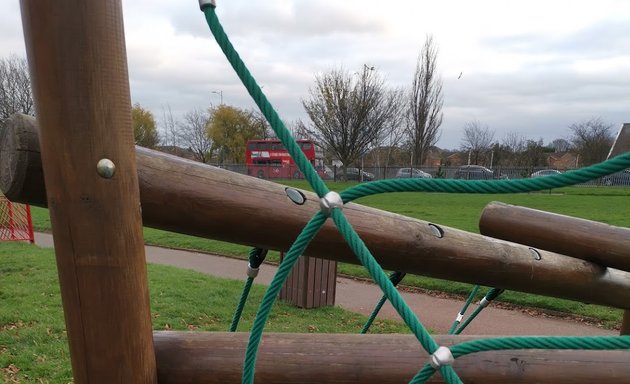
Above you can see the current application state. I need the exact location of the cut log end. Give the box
[0,113,45,205]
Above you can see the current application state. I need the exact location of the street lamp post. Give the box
[212,90,223,104]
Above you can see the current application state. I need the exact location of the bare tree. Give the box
[0,55,34,122]
[160,104,179,147]
[569,117,614,166]
[550,138,571,153]
[406,35,443,166]
[178,108,213,163]
[460,120,495,165]
[375,88,406,168]
[302,65,399,177]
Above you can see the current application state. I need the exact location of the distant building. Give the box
[547,152,579,170]
[446,152,466,166]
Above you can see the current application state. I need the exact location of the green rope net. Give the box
[200,3,630,383]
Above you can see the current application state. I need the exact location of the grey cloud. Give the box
[483,20,630,59]
[167,1,384,39]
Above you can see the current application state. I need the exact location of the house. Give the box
[547,152,578,170]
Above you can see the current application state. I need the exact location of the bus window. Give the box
[301,142,312,150]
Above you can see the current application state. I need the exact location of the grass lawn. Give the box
[27,184,630,326]
[0,242,409,383]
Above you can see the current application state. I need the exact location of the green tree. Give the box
[131,103,159,148]
[208,105,267,163]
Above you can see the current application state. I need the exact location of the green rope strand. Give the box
[202,5,328,198]
[330,209,462,384]
[361,271,406,334]
[200,4,630,384]
[447,285,480,334]
[454,288,504,335]
[341,153,630,202]
[411,336,630,383]
[242,212,328,384]
[230,277,254,332]
[230,248,268,332]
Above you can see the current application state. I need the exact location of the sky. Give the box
[3,0,630,150]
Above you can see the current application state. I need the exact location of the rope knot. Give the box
[429,346,454,369]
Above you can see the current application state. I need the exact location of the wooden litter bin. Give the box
[279,253,337,308]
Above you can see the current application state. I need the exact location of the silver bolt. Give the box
[96,158,116,179]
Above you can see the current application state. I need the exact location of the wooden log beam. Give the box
[153,331,630,384]
[19,1,156,383]
[479,201,630,272]
[3,117,630,309]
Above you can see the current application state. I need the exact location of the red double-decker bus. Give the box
[245,139,327,179]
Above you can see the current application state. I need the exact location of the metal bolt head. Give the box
[320,191,343,216]
[96,158,116,179]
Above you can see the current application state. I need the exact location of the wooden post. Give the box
[3,119,630,309]
[480,202,630,335]
[19,1,156,382]
[153,332,630,384]
[479,201,630,272]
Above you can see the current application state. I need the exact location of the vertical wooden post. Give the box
[19,1,156,382]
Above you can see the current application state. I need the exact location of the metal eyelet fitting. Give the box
[319,191,343,216]
[285,187,306,205]
[199,0,216,11]
[247,263,259,279]
[429,346,454,369]
[96,158,116,179]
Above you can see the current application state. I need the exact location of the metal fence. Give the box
[0,197,35,242]
[207,163,630,187]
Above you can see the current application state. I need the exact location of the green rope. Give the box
[200,4,630,384]
[229,248,268,332]
[340,154,630,202]
[454,288,504,335]
[330,209,462,383]
[242,212,328,383]
[361,271,406,334]
[410,336,630,383]
[202,4,328,199]
[447,285,480,334]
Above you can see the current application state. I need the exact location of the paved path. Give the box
[34,232,615,336]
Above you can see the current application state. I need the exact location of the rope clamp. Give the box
[455,313,464,322]
[247,263,259,278]
[479,297,490,308]
[199,0,216,11]
[319,191,343,216]
[429,346,454,369]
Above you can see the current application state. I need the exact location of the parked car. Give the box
[337,167,374,182]
[531,169,562,178]
[454,165,506,180]
[602,169,630,186]
[395,168,432,179]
